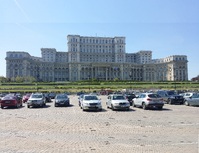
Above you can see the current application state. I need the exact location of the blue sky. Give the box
[1,0,199,80]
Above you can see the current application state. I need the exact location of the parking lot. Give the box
[0,95,199,153]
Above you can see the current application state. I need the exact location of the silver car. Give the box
[184,94,199,106]
[27,93,46,108]
[80,95,102,111]
[106,94,130,111]
[133,93,164,110]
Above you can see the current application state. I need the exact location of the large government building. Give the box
[6,35,188,82]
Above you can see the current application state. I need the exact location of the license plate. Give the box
[5,101,10,104]
[90,105,96,108]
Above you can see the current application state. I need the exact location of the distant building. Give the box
[5,35,188,82]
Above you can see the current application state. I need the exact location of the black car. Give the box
[157,90,184,104]
[54,94,70,107]
[49,92,56,99]
[44,93,51,102]
[124,94,136,106]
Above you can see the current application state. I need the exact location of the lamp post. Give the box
[174,75,177,91]
[129,72,133,91]
[88,75,90,92]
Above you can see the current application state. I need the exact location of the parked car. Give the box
[49,92,56,99]
[156,90,184,104]
[78,94,84,106]
[132,93,164,110]
[54,94,70,107]
[183,92,197,102]
[27,93,46,108]
[184,93,199,106]
[80,95,102,111]
[22,93,31,103]
[0,94,23,109]
[0,93,7,100]
[44,93,51,102]
[124,93,136,106]
[106,94,130,110]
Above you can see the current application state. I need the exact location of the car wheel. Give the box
[1,106,4,109]
[55,103,58,107]
[142,103,147,110]
[185,101,189,106]
[111,104,115,111]
[16,103,19,108]
[106,102,109,109]
[168,99,172,105]
[27,105,30,108]
[158,106,163,110]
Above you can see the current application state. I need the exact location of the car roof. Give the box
[83,94,97,97]
[109,94,124,96]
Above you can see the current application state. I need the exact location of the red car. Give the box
[0,94,23,109]
[22,93,31,103]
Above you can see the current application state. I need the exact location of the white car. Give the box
[183,92,197,101]
[80,95,102,111]
[133,93,164,110]
[184,94,199,106]
[27,93,46,108]
[106,94,130,111]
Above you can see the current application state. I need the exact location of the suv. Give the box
[132,93,164,110]
[106,94,130,110]
[27,93,46,108]
[80,95,102,111]
[157,90,184,104]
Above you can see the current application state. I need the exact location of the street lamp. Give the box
[129,72,133,91]
[174,75,177,91]
[88,75,90,92]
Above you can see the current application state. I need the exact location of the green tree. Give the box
[15,76,24,83]
[0,76,8,83]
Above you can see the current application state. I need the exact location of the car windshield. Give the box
[192,94,199,98]
[148,94,161,98]
[32,94,42,98]
[113,96,125,100]
[167,91,176,95]
[57,95,68,99]
[84,96,98,100]
[126,95,136,99]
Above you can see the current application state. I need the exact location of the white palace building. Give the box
[6,35,188,82]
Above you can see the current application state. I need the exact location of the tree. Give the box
[15,76,24,83]
[0,76,8,83]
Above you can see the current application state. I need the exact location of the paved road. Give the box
[0,95,199,153]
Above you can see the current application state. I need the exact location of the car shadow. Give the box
[113,108,135,112]
[148,108,172,111]
[28,104,51,109]
[54,104,74,108]
[82,108,107,113]
[1,105,25,109]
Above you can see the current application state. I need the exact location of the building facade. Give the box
[6,35,188,82]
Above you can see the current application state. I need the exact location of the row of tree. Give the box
[0,76,36,83]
